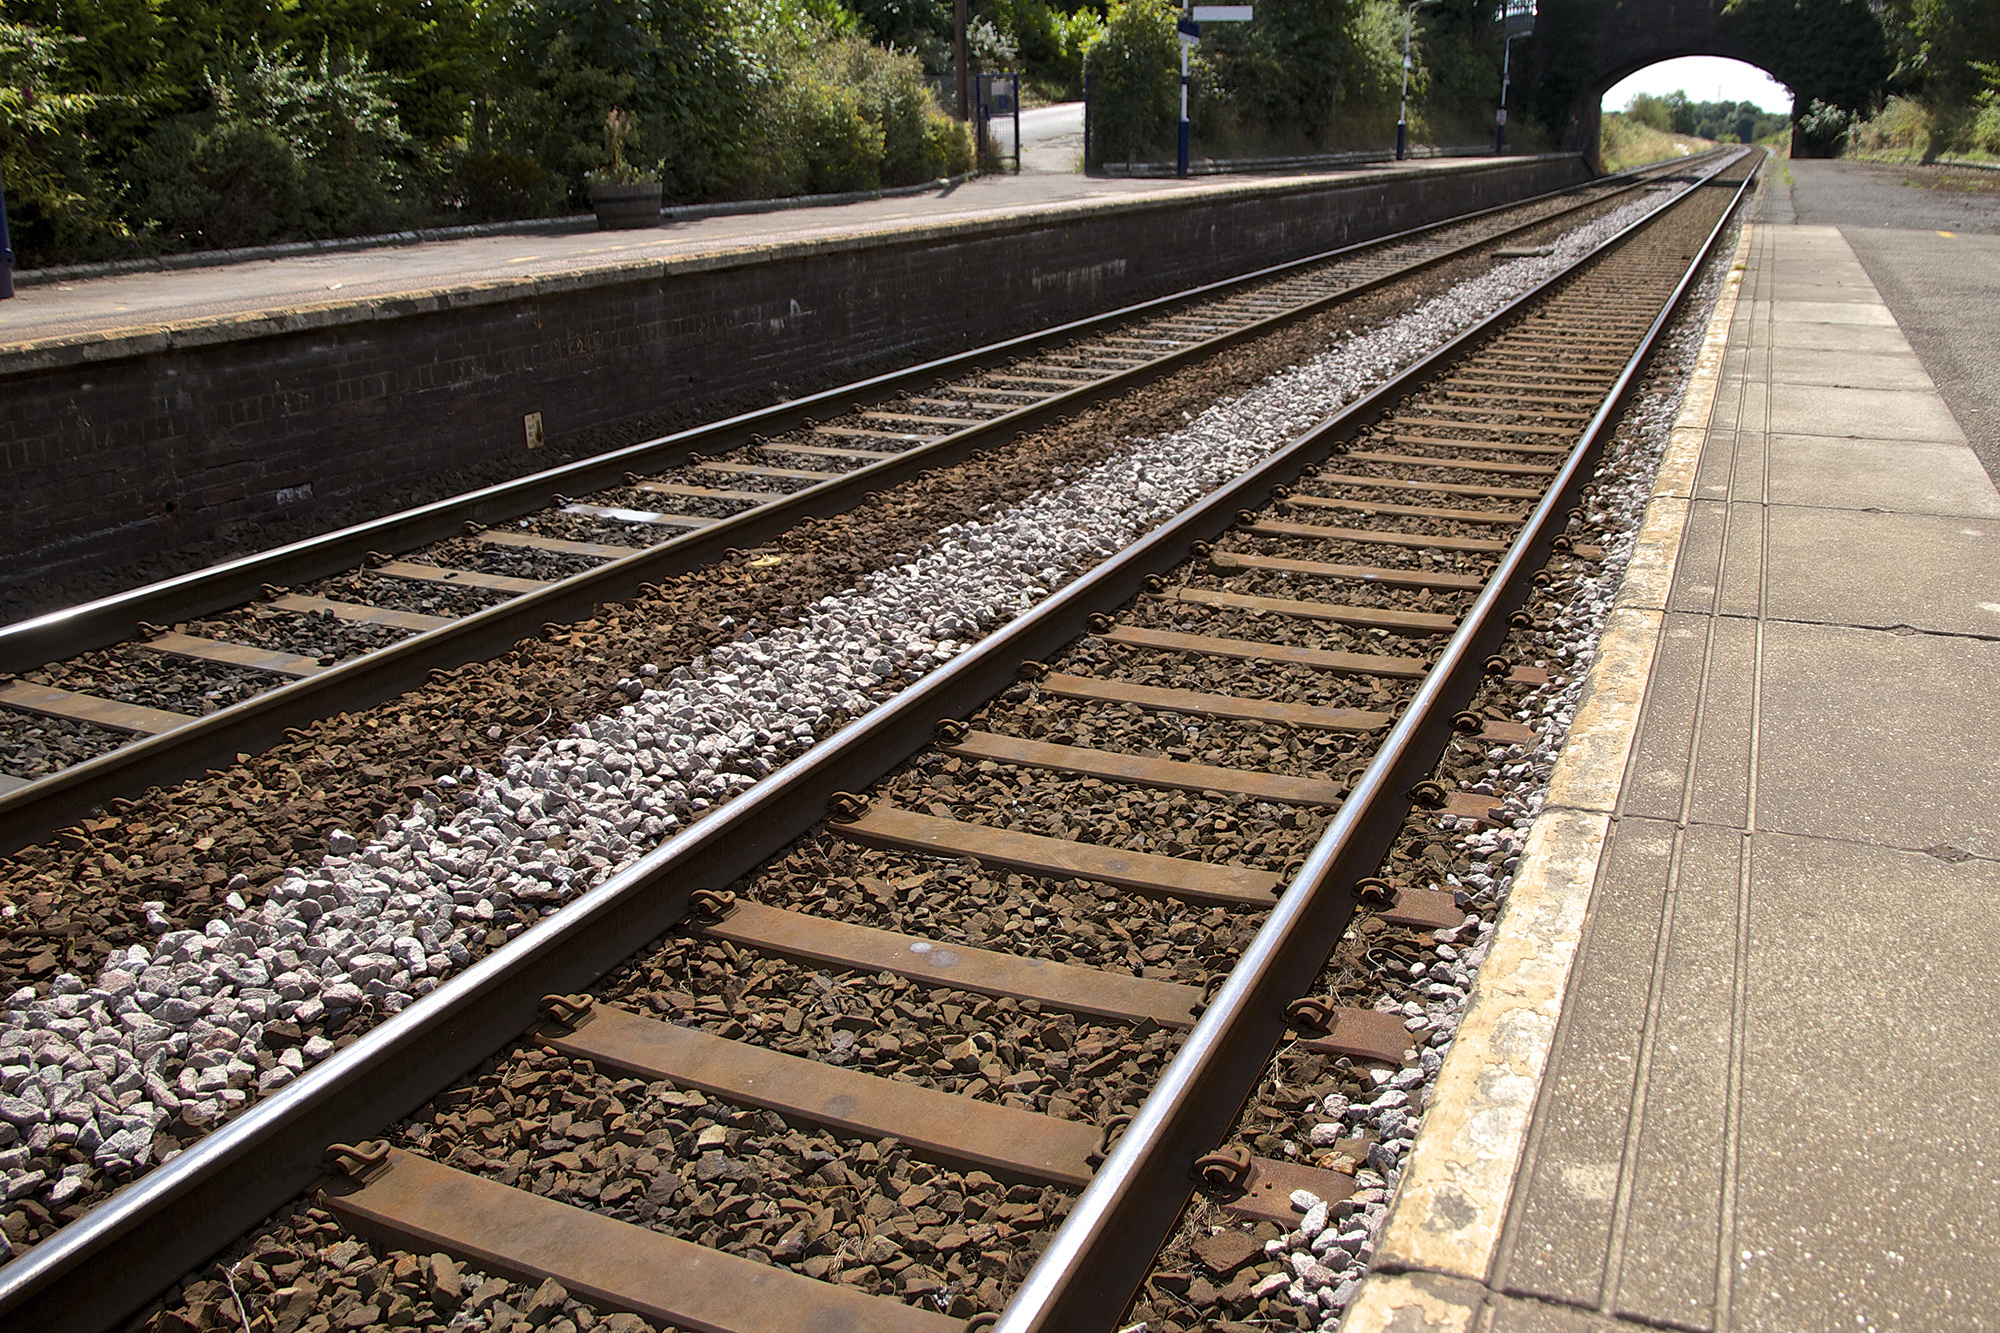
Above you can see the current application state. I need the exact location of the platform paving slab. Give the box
[1720,345,1934,391]
[1749,622,2000,859]
[1783,159,2000,485]
[1344,199,2000,1330]
[1764,381,1967,441]
[1761,434,2000,515]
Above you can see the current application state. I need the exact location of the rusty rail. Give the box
[994,154,1760,1333]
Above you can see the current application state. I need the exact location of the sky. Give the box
[1601,57,1795,114]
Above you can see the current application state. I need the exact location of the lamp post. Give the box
[1177,7,1198,178]
[954,0,970,122]
[1396,0,1435,161]
[1498,28,1530,153]
[0,169,14,300]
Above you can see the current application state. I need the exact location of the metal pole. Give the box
[1397,3,1414,160]
[1014,73,1022,172]
[1178,36,1190,178]
[954,0,969,123]
[0,169,15,301]
[1497,34,1515,154]
[1083,69,1093,172]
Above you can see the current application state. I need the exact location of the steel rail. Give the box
[0,156,1720,857]
[994,156,1760,1333]
[0,151,1718,677]
[0,152,1748,1333]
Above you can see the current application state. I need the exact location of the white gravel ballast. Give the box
[0,186,1687,1226]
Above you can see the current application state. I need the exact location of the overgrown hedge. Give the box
[1081,0,1492,166]
[0,0,971,268]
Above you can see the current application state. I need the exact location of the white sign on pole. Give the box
[1191,5,1253,20]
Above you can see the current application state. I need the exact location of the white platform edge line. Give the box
[1336,208,1759,1332]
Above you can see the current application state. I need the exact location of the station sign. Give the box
[1192,5,1254,18]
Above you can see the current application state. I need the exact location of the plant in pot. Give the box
[586,108,662,229]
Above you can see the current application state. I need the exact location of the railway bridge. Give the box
[1522,0,1891,164]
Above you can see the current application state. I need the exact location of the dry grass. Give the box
[1598,113,1718,172]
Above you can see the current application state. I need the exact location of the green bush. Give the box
[737,35,971,196]
[1625,91,1674,132]
[1793,96,1852,155]
[1083,0,1178,164]
[991,0,1103,99]
[1848,89,2000,159]
[1086,0,1406,163]
[762,69,887,193]
[476,0,757,207]
[2,0,977,267]
[118,45,422,249]
[1972,99,2000,156]
[845,0,954,72]
[0,20,131,265]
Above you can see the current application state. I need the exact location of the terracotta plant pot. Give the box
[589,181,662,230]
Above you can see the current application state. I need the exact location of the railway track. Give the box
[0,148,1757,1332]
[0,153,1727,855]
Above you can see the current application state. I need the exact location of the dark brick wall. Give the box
[1,156,1589,592]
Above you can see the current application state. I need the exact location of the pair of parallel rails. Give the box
[0,150,1757,1332]
[0,154,1720,857]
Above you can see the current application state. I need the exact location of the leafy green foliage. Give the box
[120,45,425,248]
[0,18,130,264]
[1838,0,1999,158]
[1080,0,1177,162]
[1197,0,1387,149]
[847,0,953,69]
[1847,90,2000,159]
[988,0,1101,98]
[1404,0,1510,144]
[1877,0,2000,103]
[1623,90,1785,142]
[1082,0,1414,164]
[472,0,757,205]
[738,34,971,193]
[0,0,979,265]
[1598,109,1708,169]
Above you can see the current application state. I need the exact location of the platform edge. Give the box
[1338,216,1756,1323]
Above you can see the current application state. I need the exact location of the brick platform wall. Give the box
[1,156,1589,592]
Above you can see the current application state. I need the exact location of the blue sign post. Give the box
[0,169,15,300]
[1177,7,1250,179]
[1176,16,1198,179]
[1497,10,1534,154]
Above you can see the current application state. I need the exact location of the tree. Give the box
[1716,0,1892,117]
[0,18,129,263]
[1081,0,1178,162]
[1876,0,2000,103]
[477,0,758,204]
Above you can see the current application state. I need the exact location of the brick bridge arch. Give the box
[1523,0,1786,169]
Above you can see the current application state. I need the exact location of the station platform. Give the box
[1343,181,2000,1328]
[3,142,1589,600]
[0,143,1519,358]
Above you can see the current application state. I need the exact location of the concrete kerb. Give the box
[0,154,1578,376]
[1336,215,1756,1332]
